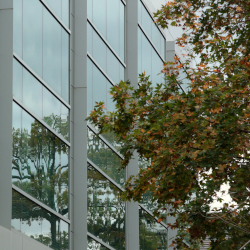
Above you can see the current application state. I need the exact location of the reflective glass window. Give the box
[139,207,168,250]
[139,29,164,86]
[43,10,62,95]
[12,190,69,250]
[88,237,109,250]
[44,0,69,27]
[12,103,69,217]
[23,69,43,118]
[87,129,124,185]
[88,0,125,61]
[139,1,166,60]
[13,0,70,103]
[62,30,69,103]
[23,0,43,77]
[13,0,23,57]
[13,59,23,101]
[87,165,125,249]
[13,60,69,141]
[88,25,125,84]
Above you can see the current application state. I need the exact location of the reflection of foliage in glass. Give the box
[87,129,125,186]
[12,105,69,249]
[12,105,69,216]
[87,164,125,249]
[12,190,69,250]
[87,237,109,250]
[139,208,167,250]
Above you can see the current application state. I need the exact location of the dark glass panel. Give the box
[87,165,125,249]
[43,9,62,95]
[12,102,22,187]
[23,0,43,77]
[139,208,168,250]
[13,0,23,57]
[11,189,22,231]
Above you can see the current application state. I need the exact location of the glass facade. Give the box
[12,190,69,250]
[9,0,170,249]
[13,0,70,103]
[12,0,70,248]
[139,207,168,250]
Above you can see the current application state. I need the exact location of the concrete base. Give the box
[0,226,52,250]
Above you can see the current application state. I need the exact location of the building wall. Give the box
[0,0,174,249]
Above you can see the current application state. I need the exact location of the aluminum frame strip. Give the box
[12,185,71,224]
[40,0,71,34]
[13,98,71,147]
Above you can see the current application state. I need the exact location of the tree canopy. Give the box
[87,0,250,249]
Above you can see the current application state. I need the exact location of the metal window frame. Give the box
[13,53,71,110]
[87,124,124,160]
[87,232,117,250]
[13,98,71,147]
[140,0,166,40]
[87,53,116,86]
[139,204,168,230]
[40,0,71,34]
[87,159,125,192]
[138,23,165,63]
[87,19,126,68]
[12,184,70,224]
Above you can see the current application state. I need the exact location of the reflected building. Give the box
[0,0,175,249]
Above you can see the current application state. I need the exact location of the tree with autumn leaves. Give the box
[87,0,250,249]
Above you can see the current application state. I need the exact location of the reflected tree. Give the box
[12,107,69,250]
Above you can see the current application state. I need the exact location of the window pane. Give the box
[87,165,125,249]
[45,0,62,19]
[141,4,152,40]
[139,208,168,250]
[13,0,23,57]
[12,102,22,187]
[107,0,119,55]
[93,65,107,104]
[12,104,69,216]
[13,59,23,102]
[23,0,43,77]
[119,2,125,62]
[93,0,106,37]
[62,0,69,27]
[23,69,43,117]
[62,30,69,103]
[141,30,152,80]
[107,50,120,84]
[12,190,69,250]
[88,237,109,250]
[43,9,62,95]
[93,30,107,71]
